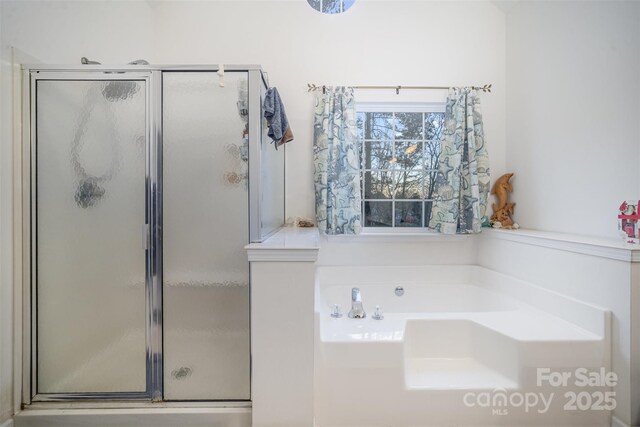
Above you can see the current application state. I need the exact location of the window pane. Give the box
[357,106,444,228]
[364,201,392,227]
[395,112,423,140]
[308,0,321,10]
[425,112,445,141]
[364,112,393,140]
[363,141,393,170]
[322,0,342,13]
[395,170,423,199]
[308,0,354,14]
[424,171,438,200]
[395,141,422,170]
[425,200,434,225]
[364,170,394,199]
[343,0,355,9]
[424,140,441,170]
[395,201,423,227]
[356,112,365,140]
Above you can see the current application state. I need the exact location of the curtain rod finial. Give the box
[307,83,325,93]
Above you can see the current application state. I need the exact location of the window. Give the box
[307,0,356,14]
[356,104,445,228]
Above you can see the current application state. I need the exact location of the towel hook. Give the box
[217,64,225,88]
[396,85,401,95]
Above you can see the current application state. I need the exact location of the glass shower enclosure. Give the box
[24,65,284,402]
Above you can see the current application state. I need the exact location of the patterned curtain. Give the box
[313,87,362,235]
[428,88,490,234]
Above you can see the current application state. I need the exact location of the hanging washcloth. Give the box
[263,87,294,149]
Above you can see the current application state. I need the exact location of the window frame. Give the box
[356,101,446,232]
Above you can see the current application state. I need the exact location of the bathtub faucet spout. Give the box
[348,287,366,319]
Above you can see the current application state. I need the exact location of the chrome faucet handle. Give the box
[330,304,343,318]
[372,305,384,320]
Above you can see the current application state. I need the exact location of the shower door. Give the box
[28,68,258,402]
[31,72,162,400]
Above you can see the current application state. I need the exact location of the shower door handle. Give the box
[143,223,150,250]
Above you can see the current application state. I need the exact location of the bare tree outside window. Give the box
[357,108,445,228]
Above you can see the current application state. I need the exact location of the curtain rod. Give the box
[307,83,492,94]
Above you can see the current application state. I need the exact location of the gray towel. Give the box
[263,87,294,149]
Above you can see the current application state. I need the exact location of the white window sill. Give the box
[323,228,471,243]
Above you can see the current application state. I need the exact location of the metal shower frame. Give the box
[21,64,274,404]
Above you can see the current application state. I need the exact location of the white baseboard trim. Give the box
[0,418,14,427]
[612,415,630,427]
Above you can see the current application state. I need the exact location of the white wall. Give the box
[0,1,157,64]
[505,0,640,239]
[150,0,507,220]
[318,235,476,266]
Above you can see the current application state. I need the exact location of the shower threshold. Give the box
[14,404,251,427]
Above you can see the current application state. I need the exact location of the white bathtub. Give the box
[314,265,611,427]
